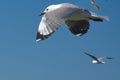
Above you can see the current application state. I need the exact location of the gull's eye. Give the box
[46,9,49,11]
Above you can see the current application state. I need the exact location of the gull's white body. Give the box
[92,60,100,64]
[92,57,105,64]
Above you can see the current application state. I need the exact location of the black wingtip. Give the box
[36,32,48,42]
[36,32,43,42]
[36,32,53,42]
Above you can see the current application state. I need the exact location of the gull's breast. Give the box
[92,60,100,64]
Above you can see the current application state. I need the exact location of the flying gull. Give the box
[84,52,112,64]
[36,3,109,42]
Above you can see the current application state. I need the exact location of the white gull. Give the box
[36,3,109,42]
[84,52,112,64]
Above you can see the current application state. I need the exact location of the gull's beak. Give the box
[39,12,45,16]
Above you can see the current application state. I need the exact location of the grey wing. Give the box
[36,14,63,42]
[98,57,105,63]
[61,4,109,21]
[84,52,98,60]
[65,9,108,36]
[53,7,81,19]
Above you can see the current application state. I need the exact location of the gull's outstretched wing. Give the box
[36,13,63,42]
[98,57,104,61]
[84,52,98,60]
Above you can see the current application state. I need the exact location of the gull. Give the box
[36,3,109,42]
[84,52,112,64]
[90,0,100,10]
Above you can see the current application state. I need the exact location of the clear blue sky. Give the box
[0,0,120,80]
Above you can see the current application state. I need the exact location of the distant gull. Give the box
[84,52,112,64]
[90,0,100,10]
[36,3,109,42]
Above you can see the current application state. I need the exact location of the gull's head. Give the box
[39,4,61,16]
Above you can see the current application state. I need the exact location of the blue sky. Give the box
[0,0,120,80]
